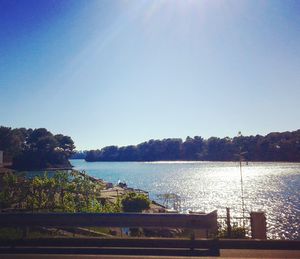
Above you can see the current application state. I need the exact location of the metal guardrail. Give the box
[0,212,299,256]
[0,212,218,230]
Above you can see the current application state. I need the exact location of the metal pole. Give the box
[239,152,245,227]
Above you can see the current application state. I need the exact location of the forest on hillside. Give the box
[1,126,299,167]
[0,126,75,170]
[84,130,300,162]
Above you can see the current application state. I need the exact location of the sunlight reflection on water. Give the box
[70,160,300,240]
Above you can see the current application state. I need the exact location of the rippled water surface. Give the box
[70,160,300,240]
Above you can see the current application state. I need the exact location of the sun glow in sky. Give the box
[0,0,299,150]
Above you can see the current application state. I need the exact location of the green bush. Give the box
[218,225,247,239]
[0,171,120,213]
[121,192,150,212]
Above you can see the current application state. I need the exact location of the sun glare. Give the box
[143,0,219,18]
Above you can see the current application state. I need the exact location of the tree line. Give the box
[84,130,300,162]
[0,126,75,170]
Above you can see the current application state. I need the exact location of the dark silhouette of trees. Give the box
[84,130,300,162]
[70,150,88,159]
[205,137,235,161]
[119,146,139,161]
[181,136,204,160]
[0,127,30,162]
[0,126,75,170]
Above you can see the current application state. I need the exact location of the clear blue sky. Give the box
[0,0,299,150]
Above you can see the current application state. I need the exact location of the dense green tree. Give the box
[181,136,204,160]
[71,150,88,159]
[0,127,30,162]
[0,126,75,170]
[55,134,75,156]
[85,149,101,162]
[118,146,139,161]
[121,192,150,212]
[205,137,235,161]
[100,146,120,161]
[84,130,300,162]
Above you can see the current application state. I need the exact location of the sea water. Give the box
[70,160,300,240]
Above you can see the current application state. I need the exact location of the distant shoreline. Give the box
[0,165,73,173]
[71,159,300,164]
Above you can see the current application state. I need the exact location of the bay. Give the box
[70,159,300,240]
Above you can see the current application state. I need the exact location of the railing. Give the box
[0,211,219,256]
[0,211,217,230]
[0,212,299,256]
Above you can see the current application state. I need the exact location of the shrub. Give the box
[218,225,247,239]
[121,192,150,212]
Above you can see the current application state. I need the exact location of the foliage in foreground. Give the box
[218,225,247,239]
[0,171,120,213]
[121,192,150,212]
